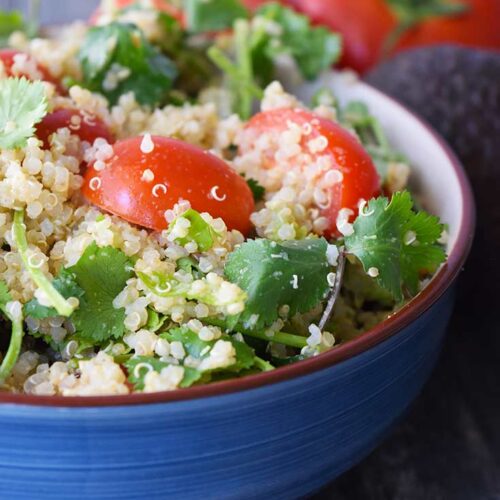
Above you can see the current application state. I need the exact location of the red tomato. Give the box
[0,49,63,89]
[239,108,380,237]
[396,0,500,52]
[36,108,114,149]
[277,0,500,73]
[90,0,184,25]
[82,136,255,235]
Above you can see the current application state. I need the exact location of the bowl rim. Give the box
[0,82,475,408]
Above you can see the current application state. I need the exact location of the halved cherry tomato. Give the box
[0,49,63,90]
[36,108,114,149]
[82,136,255,235]
[90,0,184,25]
[239,108,380,237]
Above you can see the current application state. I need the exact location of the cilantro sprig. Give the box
[13,210,75,317]
[0,281,24,384]
[224,238,331,330]
[345,191,446,302]
[185,0,249,34]
[24,242,134,344]
[0,78,47,150]
[78,22,178,106]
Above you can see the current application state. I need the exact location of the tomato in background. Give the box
[239,108,380,237]
[243,0,500,74]
[36,109,114,149]
[0,49,63,90]
[82,136,255,235]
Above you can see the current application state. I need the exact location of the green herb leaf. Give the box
[78,22,177,106]
[256,2,342,80]
[0,10,25,47]
[185,0,248,34]
[0,280,11,308]
[224,238,331,329]
[124,355,202,390]
[68,242,135,343]
[344,191,446,302]
[162,326,256,372]
[341,101,406,179]
[24,269,84,319]
[246,178,265,202]
[167,209,219,252]
[0,77,47,150]
[13,210,75,317]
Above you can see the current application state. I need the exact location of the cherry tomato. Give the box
[82,136,255,235]
[90,0,184,25]
[396,0,500,53]
[36,108,114,149]
[239,108,380,237]
[273,0,500,74]
[0,49,63,90]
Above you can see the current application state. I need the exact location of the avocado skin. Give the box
[366,45,500,175]
[366,46,500,308]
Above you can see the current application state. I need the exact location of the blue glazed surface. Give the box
[0,288,455,500]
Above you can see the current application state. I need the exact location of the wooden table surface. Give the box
[2,1,499,499]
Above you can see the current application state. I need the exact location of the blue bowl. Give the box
[0,76,475,499]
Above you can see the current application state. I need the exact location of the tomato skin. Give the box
[82,136,255,235]
[240,109,380,237]
[90,0,184,25]
[396,0,500,52]
[0,49,63,89]
[36,108,114,149]
[251,0,500,73]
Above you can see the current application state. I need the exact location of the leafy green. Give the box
[167,209,219,252]
[344,191,446,302]
[0,78,47,150]
[24,269,84,319]
[124,355,203,390]
[145,308,168,333]
[246,178,265,202]
[185,0,249,34]
[78,22,177,106]
[224,238,331,329]
[255,2,342,80]
[162,326,256,372]
[68,243,134,343]
[0,10,24,47]
[0,281,24,384]
[341,101,407,178]
[12,210,75,317]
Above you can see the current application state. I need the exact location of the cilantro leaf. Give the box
[341,101,407,179]
[246,178,265,202]
[78,22,177,106]
[344,191,446,302]
[255,3,342,80]
[0,78,47,150]
[68,243,134,343]
[24,269,84,319]
[185,0,249,34]
[167,209,219,252]
[224,238,331,329]
[124,355,203,390]
[162,326,256,372]
[0,10,24,47]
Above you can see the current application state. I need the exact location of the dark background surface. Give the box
[2,1,499,499]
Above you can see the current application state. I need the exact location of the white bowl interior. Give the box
[292,71,465,254]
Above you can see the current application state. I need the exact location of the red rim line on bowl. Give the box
[0,89,476,408]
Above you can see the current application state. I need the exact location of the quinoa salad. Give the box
[0,0,447,396]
